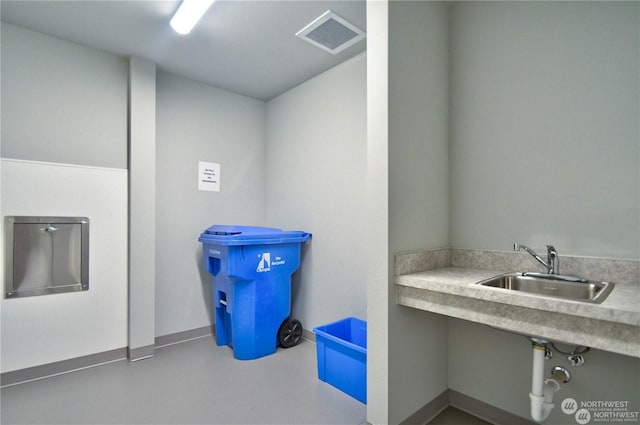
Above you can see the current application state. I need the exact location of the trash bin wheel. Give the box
[278,318,303,348]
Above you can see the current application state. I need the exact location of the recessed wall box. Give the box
[4,216,89,298]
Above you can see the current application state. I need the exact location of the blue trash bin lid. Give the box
[199,225,311,246]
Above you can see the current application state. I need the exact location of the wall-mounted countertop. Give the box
[396,267,640,358]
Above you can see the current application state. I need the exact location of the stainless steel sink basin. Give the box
[475,272,615,304]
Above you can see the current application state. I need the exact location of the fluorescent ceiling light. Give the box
[170,0,215,35]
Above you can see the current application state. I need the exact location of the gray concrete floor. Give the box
[1,335,487,425]
[1,336,366,424]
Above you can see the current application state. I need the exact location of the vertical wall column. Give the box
[366,0,390,423]
[128,57,156,360]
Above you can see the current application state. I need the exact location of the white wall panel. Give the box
[1,159,128,372]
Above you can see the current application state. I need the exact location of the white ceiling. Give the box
[0,0,366,101]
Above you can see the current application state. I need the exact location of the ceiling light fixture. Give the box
[170,0,215,35]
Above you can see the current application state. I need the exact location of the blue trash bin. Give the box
[198,225,311,360]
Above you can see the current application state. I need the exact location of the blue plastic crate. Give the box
[313,317,367,404]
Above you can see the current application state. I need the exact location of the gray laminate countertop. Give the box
[396,267,640,358]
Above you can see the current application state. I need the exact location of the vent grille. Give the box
[296,10,365,55]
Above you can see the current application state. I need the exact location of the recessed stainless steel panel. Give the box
[5,216,89,298]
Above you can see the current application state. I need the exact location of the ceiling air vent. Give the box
[296,10,365,55]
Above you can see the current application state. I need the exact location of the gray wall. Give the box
[1,18,367,350]
[155,71,266,337]
[265,53,367,330]
[377,1,640,423]
[156,56,370,338]
[450,1,639,260]
[388,2,451,423]
[128,57,157,358]
[1,23,127,169]
[449,319,640,424]
[446,2,640,422]
[366,1,391,421]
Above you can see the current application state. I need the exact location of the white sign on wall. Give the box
[198,161,220,192]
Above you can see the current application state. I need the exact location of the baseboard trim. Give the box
[395,389,535,425]
[1,326,216,387]
[399,389,449,425]
[449,389,535,425]
[1,347,127,388]
[155,325,214,348]
[128,344,155,361]
[302,328,315,342]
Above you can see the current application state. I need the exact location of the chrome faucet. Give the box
[514,243,559,274]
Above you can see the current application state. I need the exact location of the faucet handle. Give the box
[546,245,559,274]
